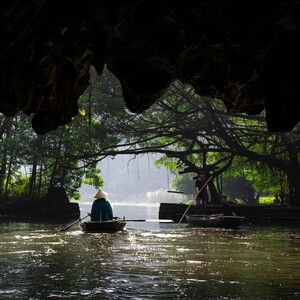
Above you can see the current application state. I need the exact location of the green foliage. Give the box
[104,79,299,205]
[1,66,299,206]
[0,66,124,201]
[259,197,275,205]
[83,168,104,189]
[4,173,30,197]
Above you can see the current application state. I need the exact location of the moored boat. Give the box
[186,214,245,229]
[80,218,127,233]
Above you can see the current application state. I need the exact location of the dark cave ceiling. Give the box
[0,1,299,134]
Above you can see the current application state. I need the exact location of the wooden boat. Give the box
[185,214,245,229]
[80,218,127,233]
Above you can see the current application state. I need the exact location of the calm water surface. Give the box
[0,204,300,299]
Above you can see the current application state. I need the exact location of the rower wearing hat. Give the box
[89,190,113,221]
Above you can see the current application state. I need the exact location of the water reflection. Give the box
[0,219,300,299]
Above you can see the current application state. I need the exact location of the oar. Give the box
[146,219,174,223]
[123,219,146,222]
[59,214,89,232]
[178,175,213,224]
[167,190,184,194]
[124,219,174,223]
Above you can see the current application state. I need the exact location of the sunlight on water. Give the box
[0,206,300,299]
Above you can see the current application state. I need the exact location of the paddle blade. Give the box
[59,214,90,232]
[59,219,80,231]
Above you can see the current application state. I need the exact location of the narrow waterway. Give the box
[0,205,299,299]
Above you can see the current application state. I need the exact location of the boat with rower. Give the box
[80,218,127,233]
[185,214,245,229]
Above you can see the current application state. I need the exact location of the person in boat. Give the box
[219,195,236,216]
[195,171,211,215]
[89,190,113,221]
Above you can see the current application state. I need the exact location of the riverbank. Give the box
[0,187,80,221]
[159,202,300,224]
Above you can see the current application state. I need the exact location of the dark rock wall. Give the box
[1,1,299,133]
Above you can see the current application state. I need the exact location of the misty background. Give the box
[78,154,185,206]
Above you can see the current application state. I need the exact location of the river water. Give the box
[0,204,300,299]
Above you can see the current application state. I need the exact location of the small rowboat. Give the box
[186,214,245,229]
[80,218,127,233]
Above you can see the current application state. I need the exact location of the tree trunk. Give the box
[4,150,14,197]
[0,152,7,196]
[48,134,63,193]
[287,168,300,206]
[28,159,37,198]
[28,135,44,198]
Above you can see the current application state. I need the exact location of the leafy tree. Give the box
[0,67,123,200]
[88,78,300,206]
[1,66,299,208]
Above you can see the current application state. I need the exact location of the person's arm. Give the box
[195,180,199,194]
[207,185,211,202]
[227,202,237,216]
[220,203,225,217]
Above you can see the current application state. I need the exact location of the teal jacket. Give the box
[90,198,113,221]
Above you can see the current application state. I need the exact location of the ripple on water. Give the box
[0,222,300,299]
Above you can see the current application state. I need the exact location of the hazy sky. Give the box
[79,154,184,204]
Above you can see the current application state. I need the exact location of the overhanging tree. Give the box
[86,77,299,205]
